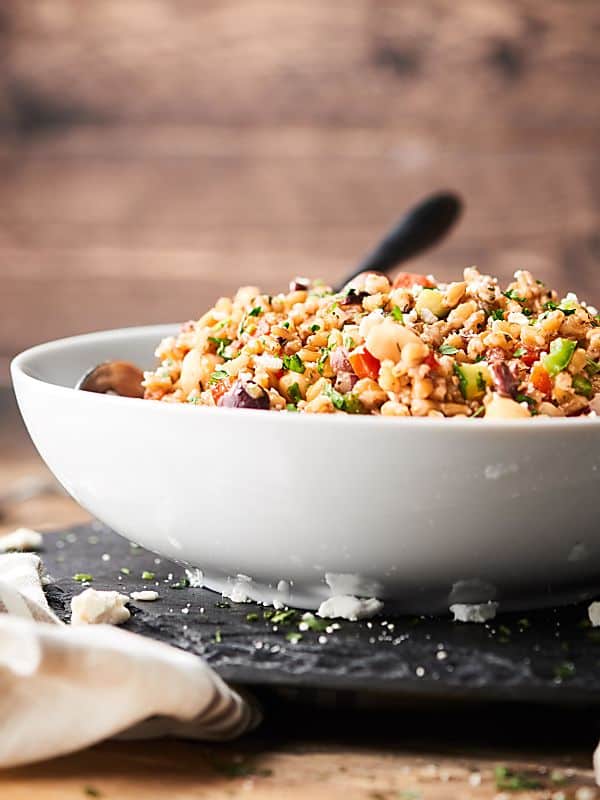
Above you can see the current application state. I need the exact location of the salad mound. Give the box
[142,269,600,418]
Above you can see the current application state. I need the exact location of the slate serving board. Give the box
[42,522,600,707]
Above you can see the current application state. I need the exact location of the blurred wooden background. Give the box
[1,0,599,383]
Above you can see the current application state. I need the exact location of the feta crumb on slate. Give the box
[317,595,383,621]
[588,601,600,627]
[0,527,43,553]
[223,574,253,603]
[185,568,204,588]
[71,588,130,626]
[450,601,498,623]
[130,590,159,602]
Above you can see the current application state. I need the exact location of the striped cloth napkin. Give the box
[0,553,260,768]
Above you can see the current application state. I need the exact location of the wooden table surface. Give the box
[2,388,599,798]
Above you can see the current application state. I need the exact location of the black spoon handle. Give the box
[334,191,462,292]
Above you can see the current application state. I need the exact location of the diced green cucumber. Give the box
[543,338,576,377]
[454,362,492,400]
[416,288,447,319]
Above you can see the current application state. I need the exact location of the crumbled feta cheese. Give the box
[130,590,159,602]
[223,574,253,603]
[507,311,530,326]
[450,601,498,623]
[588,601,600,627]
[71,589,130,625]
[0,528,43,553]
[253,354,283,371]
[185,568,204,588]
[317,595,383,621]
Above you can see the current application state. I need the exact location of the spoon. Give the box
[334,190,462,292]
[76,190,462,396]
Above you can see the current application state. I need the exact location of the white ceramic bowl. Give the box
[11,324,600,614]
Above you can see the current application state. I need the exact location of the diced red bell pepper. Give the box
[349,347,381,380]
[521,347,541,367]
[531,364,552,396]
[424,352,439,371]
[393,272,435,289]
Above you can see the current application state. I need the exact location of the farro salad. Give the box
[143,269,600,419]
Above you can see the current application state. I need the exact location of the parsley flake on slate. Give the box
[73,573,93,583]
[245,612,259,622]
[554,661,576,681]
[119,567,130,575]
[170,577,190,589]
[214,628,223,644]
[286,632,303,644]
[141,571,155,581]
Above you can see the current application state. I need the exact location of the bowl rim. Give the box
[11,323,600,431]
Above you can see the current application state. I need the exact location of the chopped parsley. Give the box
[282,321,290,329]
[248,306,262,317]
[300,613,330,633]
[515,394,538,414]
[214,628,222,644]
[503,289,526,303]
[286,632,303,644]
[120,567,130,575]
[170,577,190,589]
[288,382,302,404]
[471,406,485,418]
[73,573,93,583]
[310,324,320,333]
[391,305,403,321]
[324,385,362,414]
[270,608,299,625]
[208,336,233,359]
[439,344,459,356]
[491,309,505,320]
[316,348,330,375]
[282,353,305,374]
[210,369,228,384]
[513,347,526,357]
[245,612,259,622]
[141,571,155,581]
[286,403,298,412]
[453,363,468,399]
[476,372,488,393]
[554,661,576,681]
[573,374,593,398]
[494,766,542,791]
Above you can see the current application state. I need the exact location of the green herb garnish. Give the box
[73,573,93,583]
[282,354,305,374]
[503,289,526,303]
[288,382,302,404]
[214,628,222,644]
[286,632,303,644]
[439,344,460,355]
[300,613,330,633]
[513,347,526,357]
[120,567,130,575]
[171,578,190,589]
[586,358,600,376]
[245,612,259,622]
[208,336,233,359]
[491,309,505,321]
[248,306,262,317]
[554,661,576,681]
[271,608,299,625]
[391,305,403,321]
[310,324,320,333]
[316,348,330,375]
[210,369,228,384]
[141,571,155,581]
[286,403,298,411]
[573,374,594,399]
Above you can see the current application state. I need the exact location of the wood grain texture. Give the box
[1,1,599,380]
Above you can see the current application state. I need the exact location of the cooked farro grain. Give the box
[142,269,600,418]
